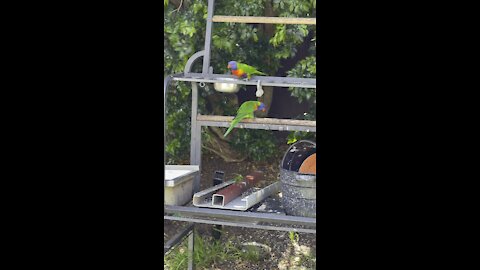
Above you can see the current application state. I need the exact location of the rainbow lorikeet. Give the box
[223,101,266,137]
[227,61,266,80]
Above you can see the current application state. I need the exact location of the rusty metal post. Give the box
[212,171,264,206]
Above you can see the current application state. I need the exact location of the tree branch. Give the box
[169,0,181,7]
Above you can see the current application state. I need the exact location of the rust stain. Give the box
[213,171,264,206]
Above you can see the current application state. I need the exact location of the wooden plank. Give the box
[197,115,316,127]
[212,16,316,25]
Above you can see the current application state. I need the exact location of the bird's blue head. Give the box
[257,102,266,112]
[227,61,238,70]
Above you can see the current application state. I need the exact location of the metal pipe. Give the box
[164,205,316,226]
[190,82,201,193]
[184,50,205,75]
[202,0,215,74]
[172,74,317,89]
[164,223,194,255]
[164,216,317,234]
[187,230,194,270]
[163,75,173,212]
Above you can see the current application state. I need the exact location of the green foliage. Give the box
[165,83,192,163]
[284,231,316,269]
[287,131,315,145]
[286,55,316,143]
[164,0,316,163]
[232,173,244,183]
[164,1,209,163]
[273,0,315,15]
[289,231,299,243]
[230,129,277,161]
[288,55,316,106]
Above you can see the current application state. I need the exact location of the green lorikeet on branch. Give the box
[227,61,266,80]
[223,101,266,137]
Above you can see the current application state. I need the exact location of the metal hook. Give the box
[199,82,206,88]
[256,80,264,97]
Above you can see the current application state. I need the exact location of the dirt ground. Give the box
[164,151,316,269]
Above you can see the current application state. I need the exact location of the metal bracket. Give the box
[213,170,225,186]
[184,50,206,75]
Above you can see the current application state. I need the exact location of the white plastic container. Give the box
[165,165,199,206]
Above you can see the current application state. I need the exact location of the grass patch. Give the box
[164,231,261,269]
[277,231,316,270]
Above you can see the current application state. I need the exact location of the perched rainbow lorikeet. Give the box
[223,101,266,137]
[227,61,266,80]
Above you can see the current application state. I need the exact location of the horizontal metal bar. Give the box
[212,15,316,25]
[197,115,316,132]
[164,205,316,227]
[164,223,194,255]
[172,73,316,89]
[164,216,316,234]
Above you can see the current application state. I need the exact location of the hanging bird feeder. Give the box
[213,78,241,93]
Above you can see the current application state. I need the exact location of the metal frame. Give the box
[164,223,194,255]
[164,0,316,268]
[165,216,316,234]
[165,205,316,228]
[172,72,317,88]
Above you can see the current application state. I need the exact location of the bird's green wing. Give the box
[223,101,260,137]
[237,101,260,115]
[223,117,240,137]
[223,113,254,137]
[237,63,266,79]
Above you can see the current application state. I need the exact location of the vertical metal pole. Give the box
[187,230,194,270]
[193,125,202,192]
[164,76,172,206]
[202,0,215,74]
[164,76,172,163]
[190,83,201,192]
[190,82,198,164]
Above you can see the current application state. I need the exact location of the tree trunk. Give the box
[256,0,276,117]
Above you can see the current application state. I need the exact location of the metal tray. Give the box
[165,165,199,187]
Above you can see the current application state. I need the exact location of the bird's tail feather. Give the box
[223,125,234,137]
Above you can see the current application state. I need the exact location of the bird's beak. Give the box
[227,64,231,69]
[262,108,266,112]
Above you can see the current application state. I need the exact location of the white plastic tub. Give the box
[165,165,199,206]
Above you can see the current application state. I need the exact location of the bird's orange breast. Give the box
[232,69,246,78]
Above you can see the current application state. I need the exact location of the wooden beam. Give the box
[212,16,316,25]
[196,115,316,132]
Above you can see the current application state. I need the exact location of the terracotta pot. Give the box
[299,153,316,175]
